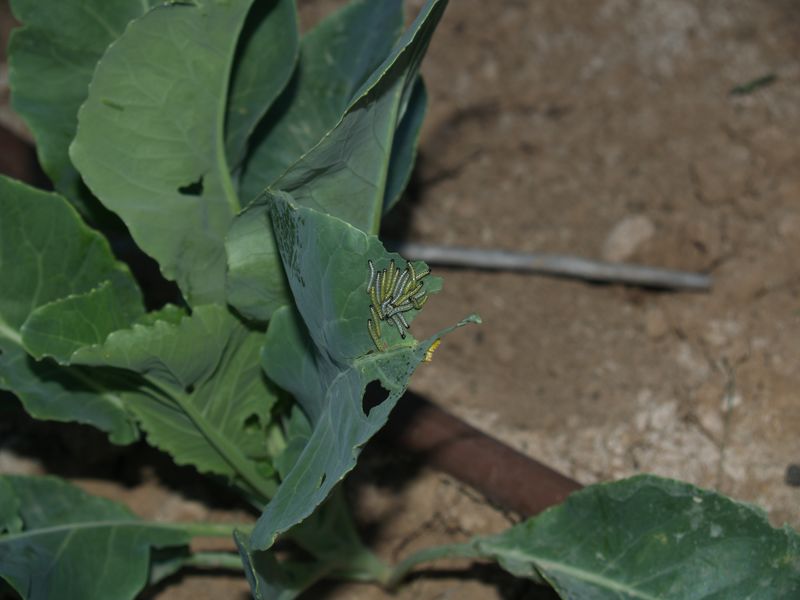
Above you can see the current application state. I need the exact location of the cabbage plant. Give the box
[1,1,798,598]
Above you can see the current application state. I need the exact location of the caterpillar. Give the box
[365,258,430,351]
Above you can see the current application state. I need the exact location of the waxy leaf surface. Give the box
[0,475,188,600]
[475,475,800,599]
[237,411,389,599]
[238,0,404,202]
[0,175,141,443]
[70,0,290,305]
[226,0,445,321]
[8,0,160,213]
[225,0,299,169]
[69,305,280,501]
[249,194,477,550]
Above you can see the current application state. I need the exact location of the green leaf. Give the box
[0,175,142,443]
[383,77,427,213]
[21,281,144,364]
[273,0,446,232]
[238,0,405,203]
[235,531,329,600]
[0,475,189,600]
[237,491,390,600]
[8,0,160,214]
[238,411,389,598]
[226,0,444,322]
[475,475,800,599]
[226,0,299,170]
[69,305,279,502]
[249,194,477,550]
[70,0,256,306]
[0,343,139,445]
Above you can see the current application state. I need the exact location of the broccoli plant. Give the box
[1,0,798,598]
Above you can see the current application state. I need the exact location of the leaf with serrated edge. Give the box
[70,305,279,501]
[226,0,444,322]
[474,475,800,600]
[0,175,141,443]
[71,0,255,305]
[249,194,478,550]
[22,281,143,364]
[0,475,188,600]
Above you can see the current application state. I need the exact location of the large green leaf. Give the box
[70,0,264,306]
[249,194,477,550]
[8,0,160,214]
[474,475,800,599]
[0,475,189,600]
[226,0,444,322]
[0,175,142,443]
[67,305,280,502]
[237,0,404,203]
[226,0,299,170]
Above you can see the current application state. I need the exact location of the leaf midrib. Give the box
[0,519,181,544]
[490,547,661,600]
[0,317,23,346]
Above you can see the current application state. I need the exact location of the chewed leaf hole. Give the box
[362,380,388,417]
[243,414,261,432]
[317,473,327,489]
[178,176,204,196]
[185,384,195,394]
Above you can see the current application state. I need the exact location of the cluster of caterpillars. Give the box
[367,259,429,351]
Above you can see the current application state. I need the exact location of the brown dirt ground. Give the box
[3,1,800,599]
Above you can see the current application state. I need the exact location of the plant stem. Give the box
[183,551,245,571]
[329,549,393,585]
[173,521,252,538]
[384,541,484,589]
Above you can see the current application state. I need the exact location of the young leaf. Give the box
[70,0,292,306]
[7,0,160,213]
[0,175,142,443]
[248,194,478,550]
[474,475,800,599]
[272,0,446,232]
[68,305,280,502]
[0,475,189,600]
[237,0,405,203]
[226,0,299,170]
[226,0,445,322]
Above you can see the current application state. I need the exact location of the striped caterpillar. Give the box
[366,259,430,351]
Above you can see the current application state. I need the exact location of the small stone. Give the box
[644,307,669,339]
[602,215,656,262]
[785,464,800,487]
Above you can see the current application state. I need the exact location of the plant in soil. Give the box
[1,0,798,598]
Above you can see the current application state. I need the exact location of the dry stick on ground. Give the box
[389,241,713,291]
